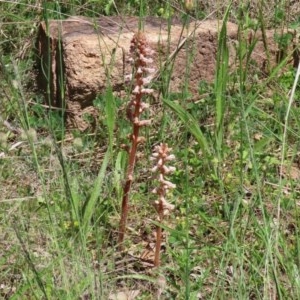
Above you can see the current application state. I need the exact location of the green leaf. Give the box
[104,0,114,15]
[105,86,116,150]
[114,150,126,197]
[82,150,110,234]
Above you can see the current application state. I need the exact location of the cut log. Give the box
[36,16,296,130]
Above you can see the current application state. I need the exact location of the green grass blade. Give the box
[104,86,116,150]
[82,149,110,234]
[214,3,231,152]
[244,55,292,117]
[69,178,81,225]
[163,98,211,156]
[114,150,126,198]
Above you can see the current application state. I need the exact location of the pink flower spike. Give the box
[141,88,154,94]
[144,67,155,74]
[151,166,158,173]
[133,86,140,94]
[166,154,176,161]
[158,173,164,182]
[162,165,171,174]
[149,140,175,266]
[145,48,155,56]
[137,119,152,127]
[168,166,176,173]
[140,54,153,64]
[157,158,163,167]
[161,198,175,211]
[128,100,137,107]
[142,76,153,85]
[133,117,140,125]
[139,102,150,113]
[124,75,132,83]
[141,102,150,109]
[162,180,176,189]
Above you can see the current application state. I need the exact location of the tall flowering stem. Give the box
[118,32,155,250]
[151,143,176,266]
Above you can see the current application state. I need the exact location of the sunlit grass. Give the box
[1,0,300,299]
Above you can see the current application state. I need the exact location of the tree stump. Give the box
[36,16,296,130]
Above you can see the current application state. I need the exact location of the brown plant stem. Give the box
[118,87,142,251]
[154,201,164,267]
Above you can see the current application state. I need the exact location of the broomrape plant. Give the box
[118,32,176,267]
[118,32,155,249]
[151,143,176,266]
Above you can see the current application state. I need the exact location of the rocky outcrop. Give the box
[36,16,297,130]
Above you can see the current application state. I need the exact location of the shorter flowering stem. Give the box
[151,143,176,266]
[154,201,164,267]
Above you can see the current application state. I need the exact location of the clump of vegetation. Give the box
[1,1,300,299]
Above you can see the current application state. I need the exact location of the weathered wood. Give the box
[36,16,296,130]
